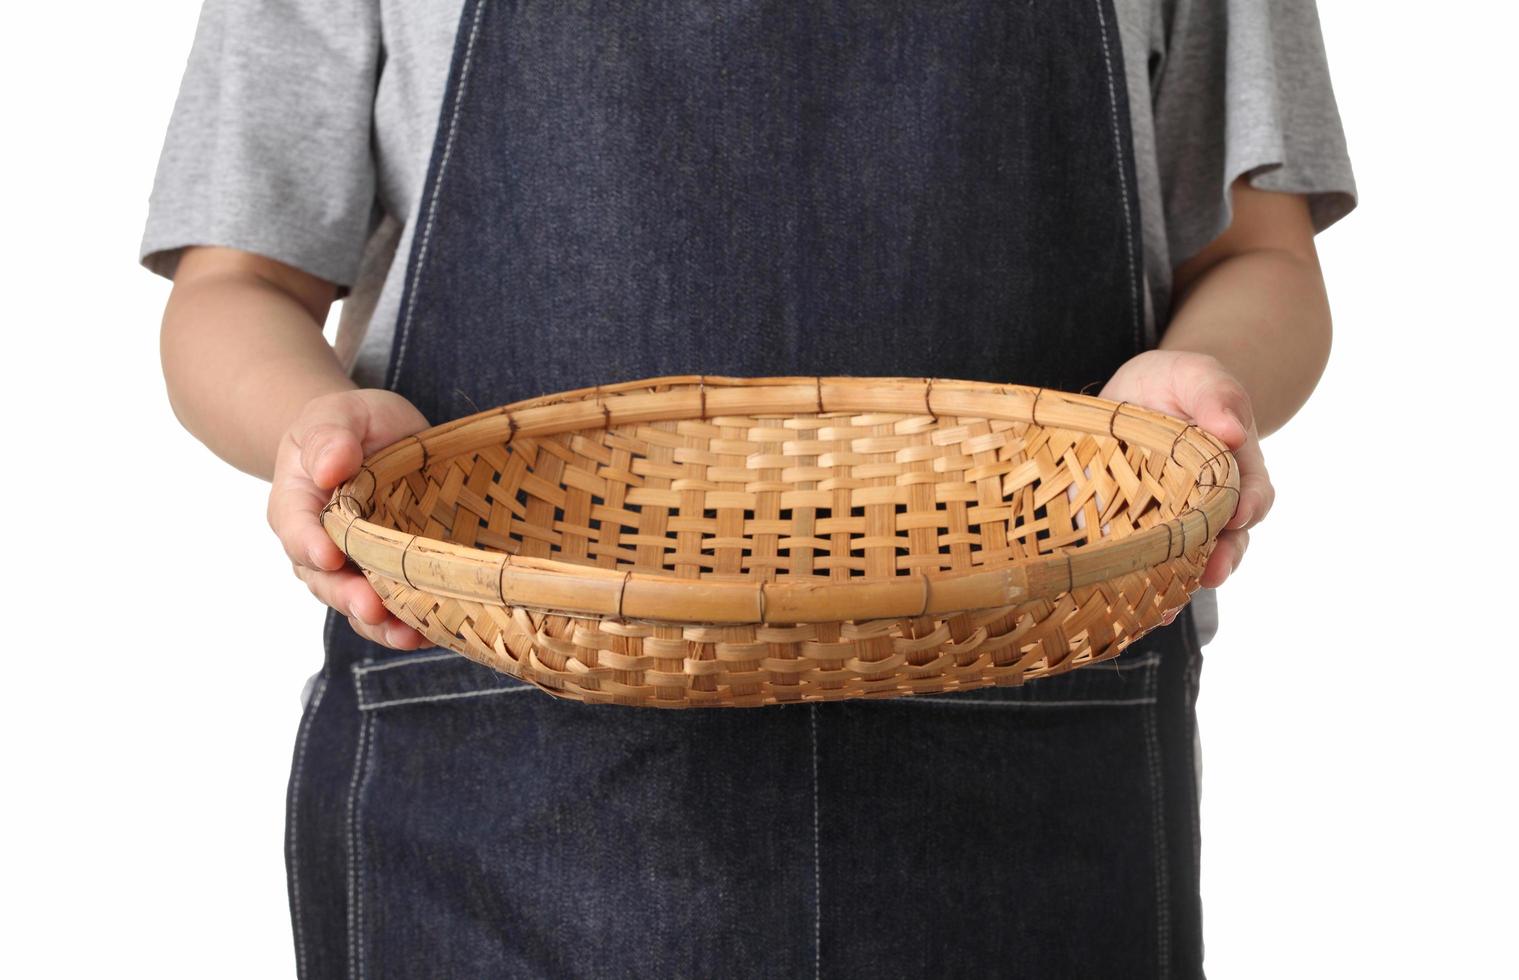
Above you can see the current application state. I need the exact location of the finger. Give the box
[1224,434,1274,531]
[1175,362,1253,451]
[1228,480,1271,531]
[291,396,371,493]
[268,448,348,571]
[1171,362,1273,532]
[276,393,435,574]
[1227,440,1275,531]
[293,562,431,649]
[1199,528,1248,589]
[293,561,404,630]
[272,395,370,573]
[1190,376,1251,452]
[347,614,432,651]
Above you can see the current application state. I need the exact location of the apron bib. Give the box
[385,0,1144,421]
[290,2,1206,976]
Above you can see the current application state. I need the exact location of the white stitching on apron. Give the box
[390,0,489,391]
[1142,660,1172,976]
[346,707,378,980]
[361,686,540,712]
[352,652,458,675]
[892,696,1157,708]
[1092,0,1143,354]
[289,677,328,980]
[811,703,822,980]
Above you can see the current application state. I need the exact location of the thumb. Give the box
[1178,367,1253,451]
[292,395,369,491]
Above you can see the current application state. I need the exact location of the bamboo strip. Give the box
[323,375,1236,707]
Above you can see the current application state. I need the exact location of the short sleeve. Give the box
[139,0,382,288]
[1151,0,1358,266]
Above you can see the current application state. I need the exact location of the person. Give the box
[144,0,1355,975]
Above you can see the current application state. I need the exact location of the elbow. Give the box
[1302,293,1334,412]
[158,298,198,434]
[1294,249,1334,388]
[1264,265,1335,439]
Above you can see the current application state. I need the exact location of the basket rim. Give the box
[321,374,1239,623]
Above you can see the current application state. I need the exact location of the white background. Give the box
[3,2,1515,976]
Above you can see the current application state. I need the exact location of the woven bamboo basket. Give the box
[321,375,1238,707]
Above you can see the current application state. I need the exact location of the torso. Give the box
[335,0,1181,390]
[305,6,1208,978]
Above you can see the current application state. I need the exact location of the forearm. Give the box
[1156,178,1334,439]
[1159,248,1331,438]
[159,250,353,481]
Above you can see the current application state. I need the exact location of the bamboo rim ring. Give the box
[321,375,1238,625]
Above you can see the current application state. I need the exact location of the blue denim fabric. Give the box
[288,1,1205,976]
[291,610,1202,978]
[385,0,1146,425]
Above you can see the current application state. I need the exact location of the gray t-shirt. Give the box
[141,0,1358,647]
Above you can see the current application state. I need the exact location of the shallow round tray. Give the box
[321,375,1238,707]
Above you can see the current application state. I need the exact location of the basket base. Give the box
[362,554,1208,708]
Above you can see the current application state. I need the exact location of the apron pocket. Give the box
[352,650,539,712]
[351,641,1172,712]
[348,650,818,979]
[888,647,1162,708]
[813,638,1178,976]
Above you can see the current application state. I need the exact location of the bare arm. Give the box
[159,246,352,480]
[1100,176,1334,592]
[1162,176,1333,438]
[159,246,431,649]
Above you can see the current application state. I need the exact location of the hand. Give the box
[267,389,434,650]
[1097,350,1275,622]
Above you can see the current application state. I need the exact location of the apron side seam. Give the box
[1091,0,1144,355]
[811,703,823,980]
[345,699,378,980]
[1144,662,1173,977]
[288,676,329,980]
[387,0,489,393]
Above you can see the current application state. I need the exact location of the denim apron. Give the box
[288,1,1207,976]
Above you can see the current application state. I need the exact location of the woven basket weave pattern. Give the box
[324,376,1236,707]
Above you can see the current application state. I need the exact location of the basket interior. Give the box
[367,410,1187,583]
